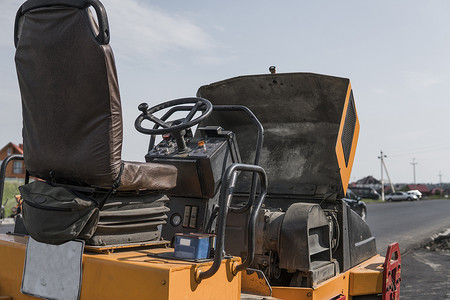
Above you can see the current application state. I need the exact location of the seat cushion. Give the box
[119,161,177,192]
[86,193,170,246]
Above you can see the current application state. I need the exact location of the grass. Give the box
[1,180,23,217]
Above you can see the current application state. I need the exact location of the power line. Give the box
[388,142,450,158]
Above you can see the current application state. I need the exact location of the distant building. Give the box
[0,142,25,179]
[406,184,430,196]
[383,185,394,194]
[350,175,382,190]
[356,176,381,185]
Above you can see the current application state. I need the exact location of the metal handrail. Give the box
[195,163,267,283]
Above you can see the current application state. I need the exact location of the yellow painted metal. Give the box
[0,234,240,300]
[271,255,383,300]
[241,268,272,296]
[335,82,360,194]
[271,286,313,299]
[349,254,384,296]
[0,233,383,300]
[272,273,348,300]
[0,235,30,300]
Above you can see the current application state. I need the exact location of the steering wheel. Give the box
[135,97,213,152]
[135,97,212,134]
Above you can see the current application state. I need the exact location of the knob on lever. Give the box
[138,103,149,114]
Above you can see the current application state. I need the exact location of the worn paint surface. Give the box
[0,234,240,300]
[271,255,384,299]
[197,72,358,200]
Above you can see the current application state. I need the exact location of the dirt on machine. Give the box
[0,0,400,299]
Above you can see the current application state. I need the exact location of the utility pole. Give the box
[378,150,395,201]
[382,158,396,194]
[438,171,442,188]
[378,151,387,201]
[411,158,418,187]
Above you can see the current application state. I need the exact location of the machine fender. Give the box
[241,268,272,297]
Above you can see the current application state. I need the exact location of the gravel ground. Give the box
[401,229,450,299]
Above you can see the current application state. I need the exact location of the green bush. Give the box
[2,180,22,217]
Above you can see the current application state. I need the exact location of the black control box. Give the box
[146,136,232,199]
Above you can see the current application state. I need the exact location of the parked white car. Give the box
[386,191,418,201]
[407,190,422,199]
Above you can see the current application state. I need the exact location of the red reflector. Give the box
[383,242,401,300]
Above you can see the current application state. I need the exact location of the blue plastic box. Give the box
[174,233,214,259]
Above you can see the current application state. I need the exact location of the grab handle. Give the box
[196,163,267,283]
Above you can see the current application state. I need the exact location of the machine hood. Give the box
[197,72,359,200]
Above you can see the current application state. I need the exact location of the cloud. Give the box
[1,0,213,53]
[103,0,215,63]
[1,0,231,69]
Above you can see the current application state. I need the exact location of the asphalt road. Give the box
[365,198,450,254]
[365,198,450,299]
[0,220,14,234]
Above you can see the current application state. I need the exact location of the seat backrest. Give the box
[14,0,122,188]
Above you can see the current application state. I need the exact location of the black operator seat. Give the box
[14,0,177,191]
[14,0,177,245]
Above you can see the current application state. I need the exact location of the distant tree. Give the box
[432,188,443,196]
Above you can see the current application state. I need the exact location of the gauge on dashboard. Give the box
[170,213,182,227]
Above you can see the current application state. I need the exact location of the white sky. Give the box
[1,0,450,184]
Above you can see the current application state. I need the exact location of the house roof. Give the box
[0,142,23,155]
[356,175,381,185]
[407,184,429,193]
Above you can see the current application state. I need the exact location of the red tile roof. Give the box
[0,142,23,155]
[406,184,429,193]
